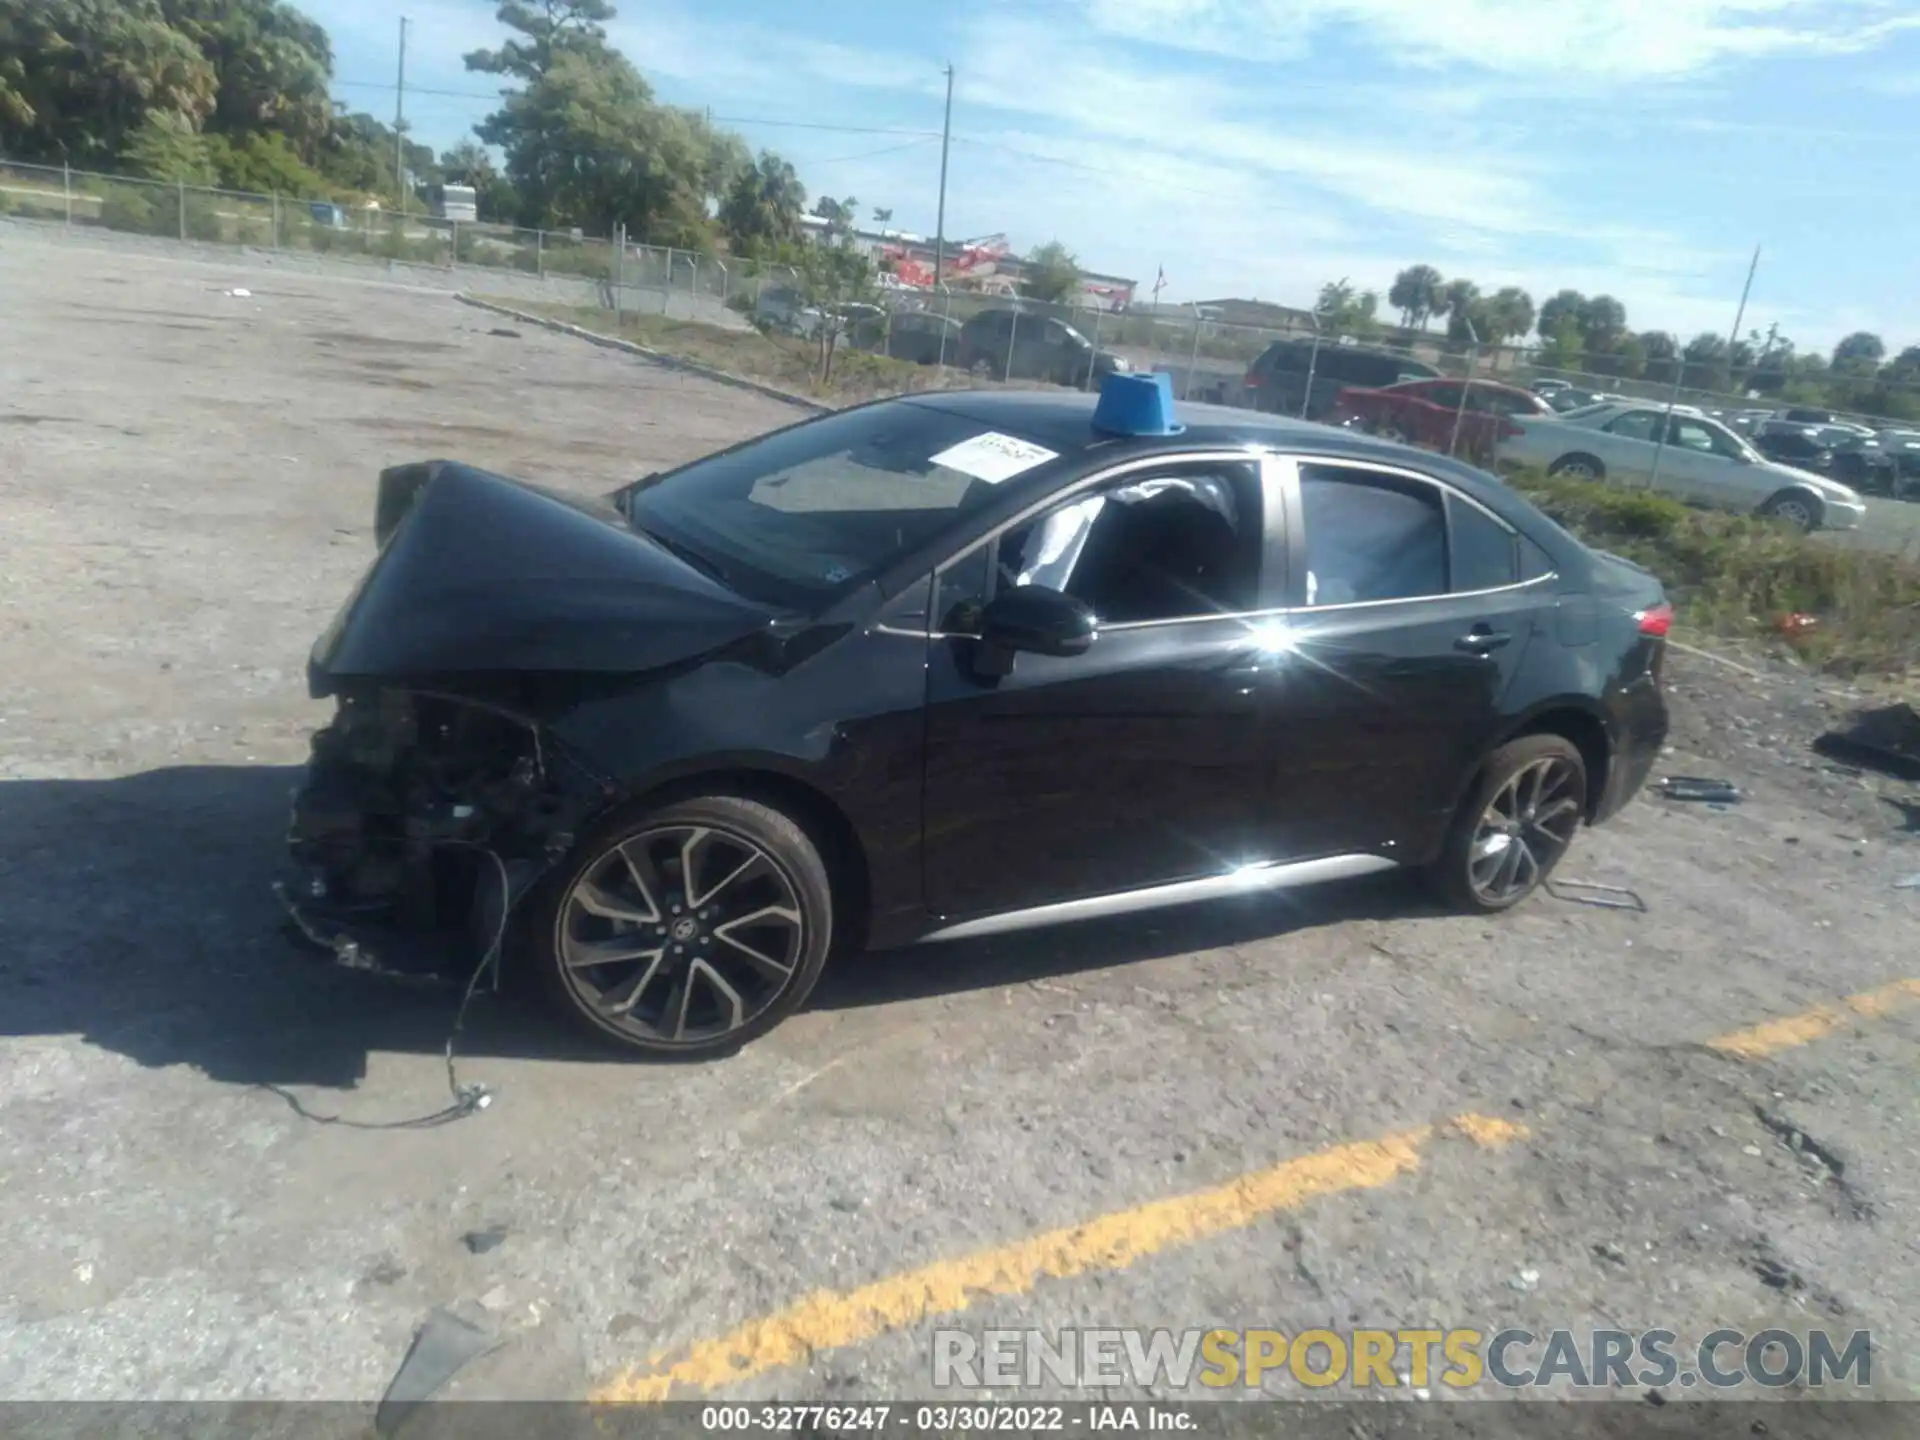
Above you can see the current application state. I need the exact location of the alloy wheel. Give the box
[1375,422,1410,444]
[1465,757,1583,906]
[555,824,805,1046]
[1555,459,1598,480]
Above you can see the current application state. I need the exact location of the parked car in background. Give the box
[866,310,964,366]
[1531,379,1573,397]
[1725,409,1775,435]
[1750,427,1837,475]
[754,284,822,337]
[1242,340,1441,419]
[1331,378,1553,458]
[1495,402,1867,532]
[287,377,1673,1056]
[954,309,1128,386]
[1543,387,1614,413]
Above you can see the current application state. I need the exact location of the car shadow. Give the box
[0,764,1436,1087]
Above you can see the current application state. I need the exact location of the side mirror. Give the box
[971,586,1096,677]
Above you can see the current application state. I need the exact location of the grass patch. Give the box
[501,301,981,405]
[1507,467,1919,679]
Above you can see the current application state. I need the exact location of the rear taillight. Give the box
[1635,602,1673,637]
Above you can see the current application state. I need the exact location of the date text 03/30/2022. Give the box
[697,1404,1194,1432]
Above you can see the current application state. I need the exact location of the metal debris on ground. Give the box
[374,1307,496,1436]
[1545,878,1648,912]
[1812,701,1920,783]
[1656,776,1743,804]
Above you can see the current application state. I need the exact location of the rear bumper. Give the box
[1594,672,1669,824]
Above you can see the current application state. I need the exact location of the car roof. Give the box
[893,388,1523,510]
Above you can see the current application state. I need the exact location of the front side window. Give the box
[625,406,1061,609]
[1605,410,1661,442]
[1298,465,1447,606]
[991,465,1264,625]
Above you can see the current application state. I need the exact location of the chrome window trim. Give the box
[1277,451,1558,610]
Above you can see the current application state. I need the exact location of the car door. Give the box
[1589,408,1665,485]
[919,456,1286,921]
[1257,456,1552,862]
[1660,415,1762,510]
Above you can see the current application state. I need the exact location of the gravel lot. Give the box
[3,233,1918,1417]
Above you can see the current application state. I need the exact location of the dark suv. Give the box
[1244,340,1441,420]
[954,309,1126,387]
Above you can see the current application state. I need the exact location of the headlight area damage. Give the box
[280,686,610,984]
[277,457,780,985]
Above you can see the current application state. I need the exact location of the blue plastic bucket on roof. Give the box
[1092,371,1184,437]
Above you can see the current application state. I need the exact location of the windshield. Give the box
[624,404,1064,609]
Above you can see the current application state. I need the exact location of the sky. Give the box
[303,0,1920,353]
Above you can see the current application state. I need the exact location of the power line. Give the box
[813,137,938,166]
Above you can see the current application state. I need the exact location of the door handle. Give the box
[1455,626,1512,654]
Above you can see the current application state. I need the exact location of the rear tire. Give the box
[529,794,834,1058]
[1427,735,1588,914]
[1547,454,1604,481]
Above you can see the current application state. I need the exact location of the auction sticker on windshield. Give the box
[929,432,1059,485]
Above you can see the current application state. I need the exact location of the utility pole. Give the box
[1651,242,1759,489]
[394,16,409,213]
[932,63,954,288]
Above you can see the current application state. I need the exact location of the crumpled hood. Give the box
[310,461,780,689]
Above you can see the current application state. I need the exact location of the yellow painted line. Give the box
[592,1113,1527,1402]
[1707,978,1920,1061]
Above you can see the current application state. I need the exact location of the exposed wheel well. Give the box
[621,769,873,952]
[1506,707,1611,821]
[1760,487,1825,524]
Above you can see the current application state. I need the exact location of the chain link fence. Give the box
[9,155,1919,438]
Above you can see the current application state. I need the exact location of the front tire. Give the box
[1759,489,1822,532]
[531,794,833,1058]
[1428,735,1588,914]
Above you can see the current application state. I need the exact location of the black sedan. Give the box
[286,376,1672,1057]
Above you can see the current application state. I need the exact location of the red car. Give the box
[1331,379,1554,461]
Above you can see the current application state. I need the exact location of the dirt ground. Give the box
[2,232,1918,1418]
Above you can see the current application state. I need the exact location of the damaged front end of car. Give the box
[280,684,612,985]
[279,457,778,985]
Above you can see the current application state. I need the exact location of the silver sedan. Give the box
[1495,401,1867,532]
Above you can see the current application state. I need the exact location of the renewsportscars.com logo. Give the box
[931,1327,1873,1392]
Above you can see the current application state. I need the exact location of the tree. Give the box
[464,0,618,82]
[1479,286,1536,344]
[872,205,893,226]
[720,150,807,255]
[0,0,218,166]
[1832,331,1885,369]
[1681,332,1730,391]
[1387,264,1444,329]
[1023,240,1082,305]
[468,1,722,243]
[120,108,215,184]
[160,0,335,160]
[791,236,878,382]
[1536,313,1584,372]
[1639,330,1678,385]
[813,194,859,237]
[1436,278,1479,335]
[1315,278,1379,336]
[318,111,435,203]
[1536,289,1586,343]
[1577,294,1628,351]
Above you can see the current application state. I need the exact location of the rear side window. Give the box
[1448,494,1519,591]
[1298,466,1447,605]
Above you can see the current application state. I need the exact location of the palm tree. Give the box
[1387,264,1444,329]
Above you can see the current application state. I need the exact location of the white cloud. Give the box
[1076,0,1920,81]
